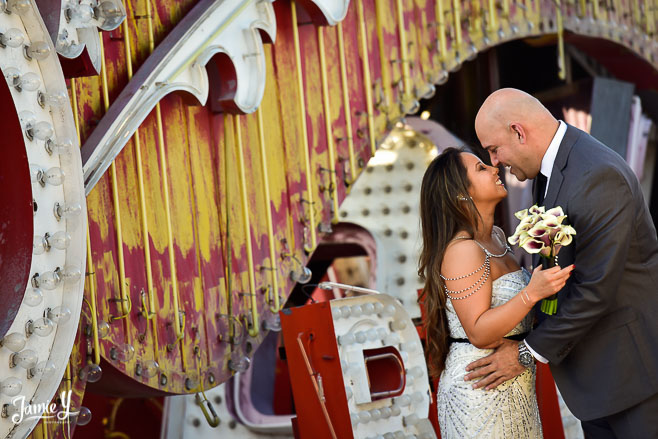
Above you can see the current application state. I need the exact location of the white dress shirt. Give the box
[523,120,567,364]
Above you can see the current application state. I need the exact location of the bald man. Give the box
[465,88,658,438]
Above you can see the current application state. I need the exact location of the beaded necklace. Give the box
[440,234,511,300]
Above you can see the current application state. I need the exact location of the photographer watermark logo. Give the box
[7,390,77,424]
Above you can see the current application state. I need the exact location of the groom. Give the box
[466,88,658,438]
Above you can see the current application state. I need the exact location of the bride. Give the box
[417,147,573,438]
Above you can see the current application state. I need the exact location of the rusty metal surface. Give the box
[57,0,658,402]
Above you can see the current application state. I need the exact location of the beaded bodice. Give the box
[445,268,532,339]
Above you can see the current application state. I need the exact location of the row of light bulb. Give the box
[64,1,124,31]
[332,303,396,320]
[348,391,425,419]
[338,328,401,347]
[0,307,73,401]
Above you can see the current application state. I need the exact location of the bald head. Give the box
[474,88,559,181]
[475,88,554,135]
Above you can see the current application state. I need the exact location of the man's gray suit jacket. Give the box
[525,124,658,421]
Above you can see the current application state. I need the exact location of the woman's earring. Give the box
[457,195,470,201]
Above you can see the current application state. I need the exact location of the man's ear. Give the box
[509,122,526,144]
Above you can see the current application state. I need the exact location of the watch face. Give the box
[519,352,533,367]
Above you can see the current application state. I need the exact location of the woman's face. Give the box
[460,152,507,203]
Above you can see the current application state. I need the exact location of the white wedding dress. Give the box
[437,268,543,438]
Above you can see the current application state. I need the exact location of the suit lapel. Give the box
[542,124,580,209]
[531,124,581,268]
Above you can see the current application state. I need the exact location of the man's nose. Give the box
[489,154,499,166]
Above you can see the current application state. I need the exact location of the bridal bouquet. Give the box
[508,205,576,315]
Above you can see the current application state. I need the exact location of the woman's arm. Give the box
[443,240,570,348]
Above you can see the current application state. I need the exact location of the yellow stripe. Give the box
[256,108,281,312]
[234,116,260,336]
[291,1,318,252]
[317,27,340,224]
[357,0,377,156]
[336,22,357,182]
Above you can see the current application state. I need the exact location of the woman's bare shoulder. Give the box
[442,239,486,279]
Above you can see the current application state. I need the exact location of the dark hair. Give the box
[418,147,481,377]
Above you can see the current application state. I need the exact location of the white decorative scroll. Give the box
[34,0,127,74]
[81,0,276,194]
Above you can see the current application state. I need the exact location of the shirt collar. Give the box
[540,120,567,178]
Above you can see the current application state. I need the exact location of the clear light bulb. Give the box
[41,167,65,186]
[38,90,69,108]
[97,319,110,338]
[110,343,134,362]
[3,66,19,85]
[403,414,419,427]
[45,138,73,155]
[331,307,342,319]
[24,41,51,61]
[411,391,424,404]
[377,327,387,339]
[47,306,71,324]
[228,351,250,373]
[290,266,312,284]
[339,306,351,318]
[384,333,400,346]
[395,395,411,407]
[370,408,382,421]
[23,287,43,307]
[262,313,281,332]
[0,28,24,48]
[65,4,93,24]
[366,329,378,341]
[380,304,396,317]
[373,302,384,314]
[140,360,159,378]
[54,202,81,220]
[390,405,401,416]
[1,332,26,352]
[28,360,56,379]
[390,319,407,331]
[354,331,366,344]
[79,363,102,383]
[380,407,392,418]
[59,265,82,283]
[33,235,47,254]
[11,349,38,369]
[358,411,371,423]
[36,270,60,290]
[15,71,39,91]
[0,377,22,396]
[56,37,84,58]
[338,333,355,346]
[26,121,54,141]
[362,302,375,315]
[28,317,55,337]
[350,305,363,318]
[95,1,124,31]
[47,231,71,250]
[409,366,424,379]
[6,0,30,15]
[17,109,35,128]
[73,406,92,426]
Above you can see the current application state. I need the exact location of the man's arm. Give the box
[466,165,635,388]
[524,166,634,363]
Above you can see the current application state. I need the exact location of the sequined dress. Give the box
[437,268,543,438]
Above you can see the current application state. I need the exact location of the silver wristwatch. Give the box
[518,341,534,368]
